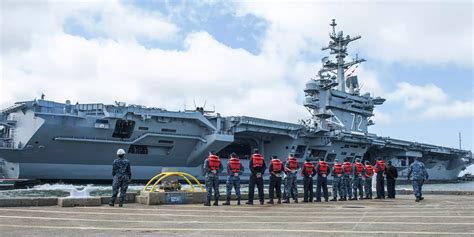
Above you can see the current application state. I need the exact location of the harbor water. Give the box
[1,181,473,199]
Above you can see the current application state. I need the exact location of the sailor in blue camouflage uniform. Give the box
[109,148,131,207]
[351,158,364,200]
[341,158,353,201]
[330,159,344,201]
[407,157,429,202]
[203,151,223,206]
[223,153,244,205]
[363,161,374,199]
[283,154,299,203]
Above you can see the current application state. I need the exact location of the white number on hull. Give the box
[351,113,363,131]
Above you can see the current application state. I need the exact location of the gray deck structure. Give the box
[0,19,472,183]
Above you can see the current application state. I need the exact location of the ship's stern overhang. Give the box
[0,148,21,179]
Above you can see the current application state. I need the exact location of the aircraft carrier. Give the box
[0,20,471,183]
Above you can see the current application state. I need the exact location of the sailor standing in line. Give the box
[342,158,353,201]
[223,153,244,206]
[386,161,398,199]
[203,151,223,206]
[283,154,299,203]
[109,148,131,207]
[351,158,364,200]
[301,158,316,202]
[246,149,266,205]
[267,155,284,204]
[374,158,386,199]
[330,159,344,201]
[408,157,429,202]
[315,158,330,202]
[363,161,374,199]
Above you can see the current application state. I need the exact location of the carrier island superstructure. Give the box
[0,20,471,183]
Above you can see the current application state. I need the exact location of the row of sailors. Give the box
[202,149,387,206]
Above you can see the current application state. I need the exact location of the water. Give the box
[0,181,473,198]
[0,183,145,198]
[460,164,474,176]
[398,181,474,191]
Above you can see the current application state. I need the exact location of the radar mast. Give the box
[303,19,385,133]
[320,19,365,93]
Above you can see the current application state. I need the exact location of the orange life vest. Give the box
[252,153,264,168]
[365,165,373,177]
[271,159,283,173]
[229,157,240,173]
[343,162,352,174]
[333,163,343,175]
[288,157,298,170]
[374,160,385,173]
[355,162,364,175]
[208,155,220,171]
[318,161,328,175]
[302,162,314,176]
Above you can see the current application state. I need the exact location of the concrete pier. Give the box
[0,194,472,236]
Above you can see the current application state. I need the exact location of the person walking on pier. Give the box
[408,157,429,202]
[203,151,223,206]
[283,154,299,203]
[109,148,132,207]
[374,158,386,199]
[267,155,284,204]
[363,160,374,199]
[315,158,329,202]
[351,158,364,200]
[330,159,344,201]
[223,153,244,206]
[386,161,398,199]
[341,158,353,201]
[246,149,266,205]
[301,158,316,202]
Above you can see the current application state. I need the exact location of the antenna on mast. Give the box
[186,99,215,114]
[320,19,365,93]
[459,132,462,149]
[330,19,337,37]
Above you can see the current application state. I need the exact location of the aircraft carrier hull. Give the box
[0,110,470,183]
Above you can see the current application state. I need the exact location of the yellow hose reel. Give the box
[143,172,205,192]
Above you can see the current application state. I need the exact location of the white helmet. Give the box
[117,148,126,156]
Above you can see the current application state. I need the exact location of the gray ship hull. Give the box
[0,109,470,183]
[0,155,467,183]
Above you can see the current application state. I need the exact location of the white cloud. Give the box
[373,109,392,125]
[1,0,64,52]
[355,66,384,97]
[67,2,179,42]
[0,0,326,123]
[387,82,473,120]
[421,100,474,119]
[388,82,449,109]
[237,1,473,67]
[0,0,178,53]
[0,28,309,122]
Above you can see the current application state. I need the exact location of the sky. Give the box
[0,0,473,153]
